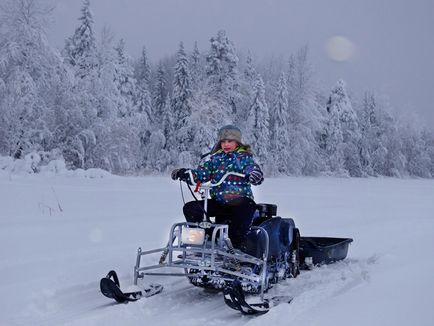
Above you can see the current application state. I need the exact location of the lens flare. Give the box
[325,36,355,62]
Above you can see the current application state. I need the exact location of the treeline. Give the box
[0,0,433,177]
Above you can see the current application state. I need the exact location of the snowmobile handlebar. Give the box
[199,172,246,189]
[190,172,245,228]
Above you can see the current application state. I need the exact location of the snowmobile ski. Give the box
[223,279,292,315]
[100,270,163,303]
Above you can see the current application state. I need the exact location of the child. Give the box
[171,125,263,248]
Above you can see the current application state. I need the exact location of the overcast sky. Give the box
[48,0,434,127]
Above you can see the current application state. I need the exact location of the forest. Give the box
[1,0,433,177]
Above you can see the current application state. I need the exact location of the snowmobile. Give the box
[100,172,353,315]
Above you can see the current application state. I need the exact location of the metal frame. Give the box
[133,172,271,301]
[133,222,270,300]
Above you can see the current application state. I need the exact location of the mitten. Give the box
[170,168,192,184]
[171,168,184,180]
[248,170,264,185]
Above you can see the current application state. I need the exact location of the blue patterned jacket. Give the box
[191,148,263,203]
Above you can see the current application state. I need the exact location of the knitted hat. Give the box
[217,125,242,143]
[211,125,243,154]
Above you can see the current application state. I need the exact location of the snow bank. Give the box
[0,153,111,178]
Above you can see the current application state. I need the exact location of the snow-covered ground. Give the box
[1,171,433,326]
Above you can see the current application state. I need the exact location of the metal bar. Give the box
[134,247,142,285]
[137,264,167,272]
[136,260,262,283]
[133,220,270,290]
[139,247,166,255]
[138,247,263,271]
[142,272,187,277]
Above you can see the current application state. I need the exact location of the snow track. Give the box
[20,256,376,326]
[259,257,377,324]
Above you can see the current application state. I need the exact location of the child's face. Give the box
[221,140,238,153]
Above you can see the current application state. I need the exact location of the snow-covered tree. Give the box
[323,109,345,174]
[190,41,203,91]
[190,89,221,159]
[371,98,406,177]
[172,42,194,156]
[357,92,381,176]
[161,96,174,150]
[113,39,137,117]
[206,30,240,119]
[145,130,170,172]
[400,122,431,177]
[59,0,103,168]
[237,51,258,130]
[134,46,152,123]
[0,13,431,178]
[325,80,362,176]
[0,0,71,159]
[94,26,119,120]
[152,62,168,127]
[268,72,290,174]
[322,94,345,174]
[244,51,257,82]
[135,46,151,90]
[247,75,270,166]
[63,0,98,79]
[285,48,323,175]
[421,129,434,177]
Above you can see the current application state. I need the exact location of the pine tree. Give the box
[190,41,202,91]
[269,72,290,174]
[134,46,153,122]
[244,51,257,82]
[248,75,270,167]
[95,26,119,120]
[146,130,169,172]
[323,101,345,174]
[326,80,362,176]
[134,47,153,126]
[421,129,434,177]
[372,97,405,177]
[400,122,431,177]
[136,46,151,89]
[237,51,257,131]
[161,96,174,150]
[63,0,98,79]
[190,89,221,159]
[172,42,193,155]
[0,0,71,159]
[152,62,168,127]
[358,92,381,176]
[60,0,101,168]
[206,30,240,119]
[113,39,137,117]
[286,47,322,175]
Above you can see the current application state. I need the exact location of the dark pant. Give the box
[183,197,257,247]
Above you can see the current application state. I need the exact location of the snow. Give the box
[1,171,433,326]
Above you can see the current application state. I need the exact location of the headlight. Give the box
[181,227,205,245]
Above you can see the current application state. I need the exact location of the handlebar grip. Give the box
[194,181,201,192]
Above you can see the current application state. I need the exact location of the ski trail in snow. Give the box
[2,233,377,326]
[29,255,377,326]
[10,281,112,326]
[246,255,378,325]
